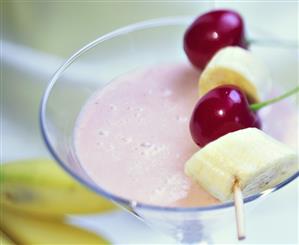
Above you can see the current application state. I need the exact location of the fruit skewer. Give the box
[183,10,298,240]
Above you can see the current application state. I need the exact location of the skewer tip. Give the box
[233,179,246,241]
[238,235,246,241]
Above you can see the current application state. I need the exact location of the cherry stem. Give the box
[250,86,299,111]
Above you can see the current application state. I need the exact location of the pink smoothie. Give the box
[74,63,219,207]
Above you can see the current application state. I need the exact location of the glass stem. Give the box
[250,86,299,111]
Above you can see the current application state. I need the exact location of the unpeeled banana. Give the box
[185,128,298,201]
[198,47,272,103]
[0,230,16,245]
[1,159,116,217]
[0,210,110,244]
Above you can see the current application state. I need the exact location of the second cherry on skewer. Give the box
[189,84,299,147]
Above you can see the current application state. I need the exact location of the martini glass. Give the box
[40,17,298,244]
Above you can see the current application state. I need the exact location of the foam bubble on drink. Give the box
[140,142,152,148]
[121,136,133,144]
[134,113,142,118]
[149,173,190,205]
[98,130,109,136]
[140,144,167,157]
[176,116,188,123]
[109,104,117,111]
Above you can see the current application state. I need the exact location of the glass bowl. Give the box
[40,16,298,243]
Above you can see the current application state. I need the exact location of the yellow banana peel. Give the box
[0,159,116,217]
[0,209,110,244]
[0,230,16,245]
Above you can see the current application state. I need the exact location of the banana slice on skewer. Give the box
[185,128,297,202]
[198,47,272,103]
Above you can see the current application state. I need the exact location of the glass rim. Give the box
[40,16,299,213]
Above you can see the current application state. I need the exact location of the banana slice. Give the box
[185,128,297,202]
[198,47,272,103]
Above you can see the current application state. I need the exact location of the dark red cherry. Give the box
[190,85,261,147]
[184,9,247,70]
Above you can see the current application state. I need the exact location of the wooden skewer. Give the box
[233,180,246,240]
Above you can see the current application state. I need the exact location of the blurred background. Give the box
[1,1,298,244]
